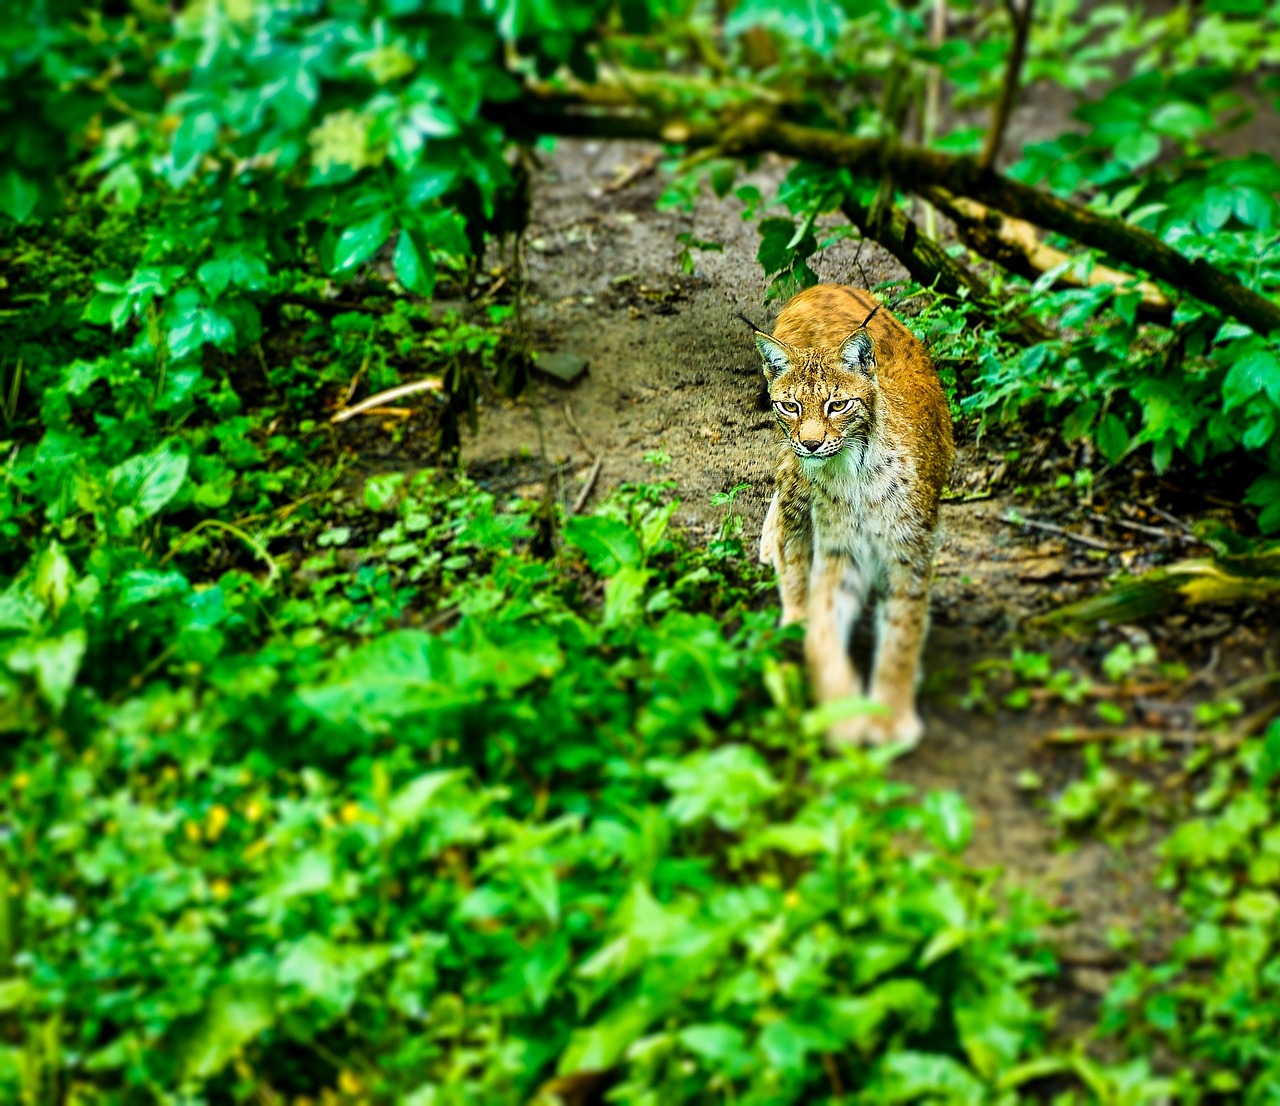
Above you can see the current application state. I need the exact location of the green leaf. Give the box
[332,211,394,275]
[878,1050,986,1102]
[6,629,87,712]
[1096,412,1131,463]
[114,570,190,610]
[179,983,275,1080]
[388,771,463,834]
[1149,101,1213,141]
[277,934,389,1018]
[757,217,800,275]
[563,516,643,575]
[1061,400,1099,441]
[197,258,232,298]
[394,228,437,296]
[603,565,650,627]
[172,110,219,173]
[922,790,973,853]
[0,169,40,223]
[34,542,74,619]
[108,444,189,518]
[678,1023,749,1065]
[1224,347,1280,410]
[1114,131,1160,170]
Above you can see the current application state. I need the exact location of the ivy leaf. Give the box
[393,228,436,296]
[332,211,394,274]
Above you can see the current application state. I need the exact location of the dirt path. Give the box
[461,139,1272,1014]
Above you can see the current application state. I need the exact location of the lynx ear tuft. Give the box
[754,333,794,381]
[838,329,876,374]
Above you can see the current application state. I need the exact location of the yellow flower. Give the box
[184,820,202,843]
[242,838,270,862]
[210,878,232,900]
[784,890,800,909]
[339,801,361,825]
[12,773,28,790]
[206,804,230,842]
[244,798,263,823]
[338,1070,363,1096]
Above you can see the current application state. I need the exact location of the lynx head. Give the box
[744,314,880,461]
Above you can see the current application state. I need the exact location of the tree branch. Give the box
[980,0,1034,171]
[840,195,1055,345]
[492,92,1280,336]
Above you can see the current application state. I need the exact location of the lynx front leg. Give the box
[865,566,932,748]
[807,552,872,748]
[763,492,812,625]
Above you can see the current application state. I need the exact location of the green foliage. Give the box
[1090,721,1280,1100]
[1,440,1064,1099]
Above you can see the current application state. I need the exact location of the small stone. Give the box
[536,351,589,383]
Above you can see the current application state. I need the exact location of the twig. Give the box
[569,455,604,517]
[562,401,596,458]
[1041,726,1190,746]
[980,0,1035,170]
[161,519,279,581]
[603,151,659,193]
[1001,510,1118,551]
[1112,517,1196,543]
[330,378,442,423]
[1145,503,1196,535]
[820,1053,845,1099]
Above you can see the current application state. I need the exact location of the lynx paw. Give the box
[825,708,924,752]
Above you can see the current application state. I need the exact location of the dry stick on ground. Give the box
[330,378,443,423]
[1001,510,1119,551]
[494,92,1280,336]
[921,187,1174,324]
[841,193,1055,346]
[979,0,1035,170]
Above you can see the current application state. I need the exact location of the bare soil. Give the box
[457,137,1280,1025]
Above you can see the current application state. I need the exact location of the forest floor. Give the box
[431,136,1280,1033]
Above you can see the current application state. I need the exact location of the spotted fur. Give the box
[751,285,954,749]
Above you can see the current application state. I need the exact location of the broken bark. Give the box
[922,187,1175,325]
[494,90,1280,336]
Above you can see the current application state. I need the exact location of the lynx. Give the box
[746,285,954,748]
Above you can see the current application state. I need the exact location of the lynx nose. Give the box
[799,438,823,453]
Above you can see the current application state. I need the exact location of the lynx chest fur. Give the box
[749,285,954,748]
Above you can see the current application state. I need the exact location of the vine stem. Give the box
[980,0,1036,171]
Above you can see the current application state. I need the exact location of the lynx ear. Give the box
[754,333,795,381]
[838,329,876,375]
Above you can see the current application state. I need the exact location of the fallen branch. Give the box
[570,455,604,516]
[493,90,1280,336]
[1001,510,1118,551]
[922,187,1174,324]
[840,194,1055,345]
[330,378,443,423]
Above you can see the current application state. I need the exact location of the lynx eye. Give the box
[773,400,801,417]
[826,398,856,415]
